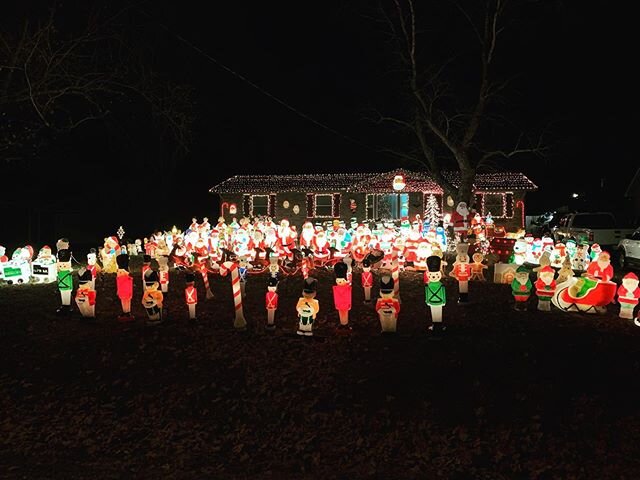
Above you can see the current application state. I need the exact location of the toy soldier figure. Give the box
[296,277,319,336]
[56,248,73,315]
[333,261,353,334]
[184,271,198,321]
[375,275,400,334]
[116,253,134,322]
[361,258,374,303]
[75,268,97,318]
[425,255,446,336]
[265,276,279,330]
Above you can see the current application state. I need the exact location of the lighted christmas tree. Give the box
[424,194,442,225]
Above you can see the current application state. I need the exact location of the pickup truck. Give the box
[617,227,640,269]
[552,212,635,249]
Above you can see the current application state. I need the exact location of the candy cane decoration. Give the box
[392,245,400,302]
[221,261,247,329]
[301,258,309,279]
[201,269,214,299]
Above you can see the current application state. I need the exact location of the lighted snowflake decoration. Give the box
[117,226,125,240]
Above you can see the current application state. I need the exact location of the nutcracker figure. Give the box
[296,277,319,336]
[425,255,446,336]
[75,268,96,318]
[116,253,134,321]
[265,276,279,330]
[375,275,400,334]
[361,258,374,303]
[142,269,164,325]
[184,271,198,321]
[333,261,353,334]
[56,248,73,315]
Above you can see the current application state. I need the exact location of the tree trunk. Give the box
[456,167,476,208]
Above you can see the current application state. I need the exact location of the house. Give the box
[209,169,538,231]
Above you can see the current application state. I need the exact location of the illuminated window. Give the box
[251,195,269,216]
[314,194,333,217]
[366,193,409,220]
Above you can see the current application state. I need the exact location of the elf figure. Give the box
[450,242,471,303]
[157,255,170,294]
[75,268,96,318]
[534,265,556,312]
[511,266,532,311]
[56,249,73,315]
[114,254,134,321]
[141,254,152,285]
[470,252,488,281]
[296,277,319,336]
[142,269,164,325]
[361,258,374,303]
[425,255,446,336]
[333,261,353,334]
[376,275,400,334]
[617,272,640,321]
[184,271,198,321]
[265,276,279,330]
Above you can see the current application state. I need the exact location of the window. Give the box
[314,194,333,217]
[483,193,504,217]
[251,195,269,216]
[366,193,409,220]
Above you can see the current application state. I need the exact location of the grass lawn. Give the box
[1,264,640,479]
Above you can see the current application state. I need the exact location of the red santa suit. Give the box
[586,260,614,282]
[313,233,330,259]
[450,203,470,235]
[534,277,557,299]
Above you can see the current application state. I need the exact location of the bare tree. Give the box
[0,5,193,167]
[372,0,547,205]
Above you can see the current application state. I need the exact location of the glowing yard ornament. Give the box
[296,277,320,336]
[509,239,528,266]
[552,242,566,268]
[534,266,556,312]
[450,243,471,303]
[556,255,574,284]
[75,268,96,318]
[333,261,353,334]
[86,249,100,290]
[184,271,198,321]
[116,253,134,322]
[265,276,279,330]
[361,258,374,303]
[589,243,602,262]
[117,226,125,240]
[0,245,7,280]
[376,275,400,334]
[141,254,152,285]
[3,247,32,284]
[157,255,170,294]
[220,260,247,330]
[238,256,249,299]
[392,174,406,191]
[425,255,446,335]
[414,239,431,271]
[142,269,164,325]
[565,239,577,260]
[450,202,470,239]
[56,249,73,315]
[101,236,120,273]
[586,251,614,282]
[300,221,316,249]
[470,252,488,281]
[572,242,590,271]
[511,266,532,311]
[617,272,640,321]
[552,273,617,314]
[32,245,57,284]
[532,251,552,279]
[423,194,441,226]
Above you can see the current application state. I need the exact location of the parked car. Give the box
[552,212,635,249]
[617,227,640,270]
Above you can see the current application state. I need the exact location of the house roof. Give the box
[209,169,537,194]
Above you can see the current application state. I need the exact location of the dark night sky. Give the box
[1,0,636,245]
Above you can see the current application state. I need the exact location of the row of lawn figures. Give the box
[0,243,100,285]
[41,235,640,334]
[158,215,454,271]
[509,234,603,270]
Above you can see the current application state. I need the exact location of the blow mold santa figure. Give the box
[617,272,640,321]
[277,219,296,259]
[450,201,470,239]
[313,229,331,260]
[300,221,316,249]
[534,265,556,312]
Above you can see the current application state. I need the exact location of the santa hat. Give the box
[623,272,639,281]
[109,236,119,245]
[540,265,555,274]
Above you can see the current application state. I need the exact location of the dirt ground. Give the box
[2,262,640,479]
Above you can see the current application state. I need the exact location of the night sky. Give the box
[1,0,636,246]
